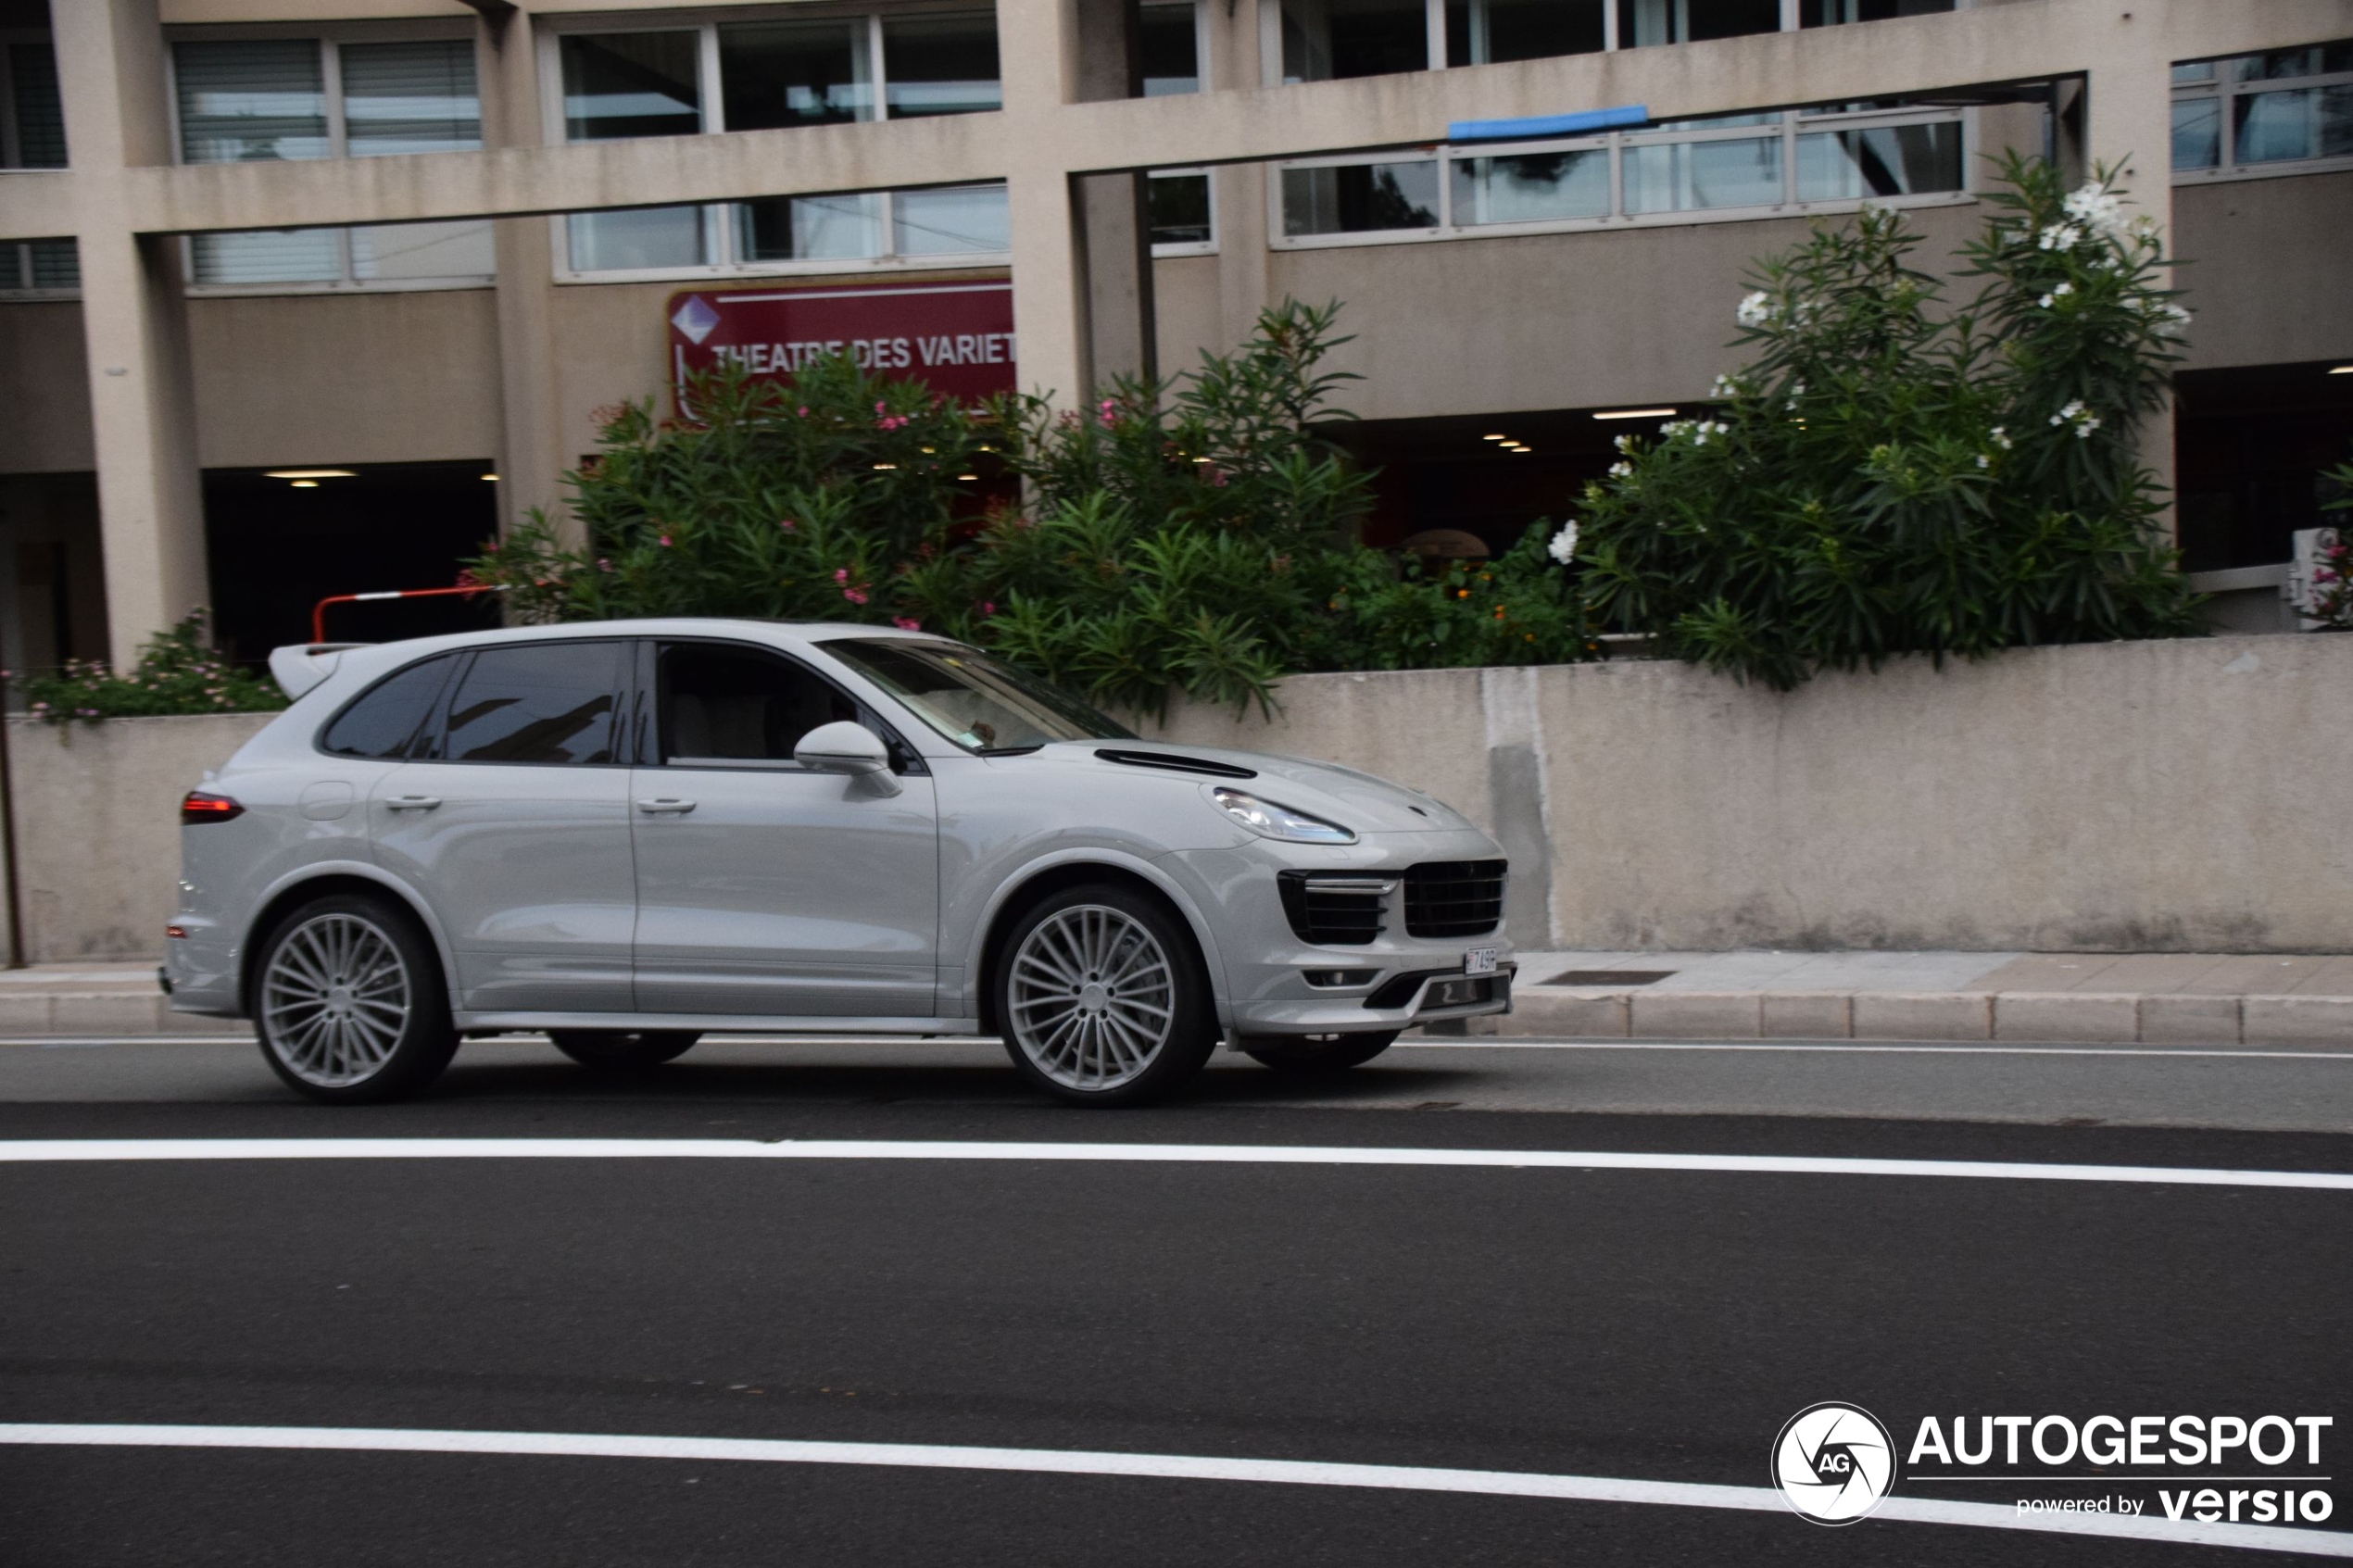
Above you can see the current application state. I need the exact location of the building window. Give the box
[1447,0,1604,67]
[1274,101,1966,245]
[1150,170,1215,249]
[551,12,1005,280]
[1141,4,1203,94]
[1,36,77,295]
[1619,0,1781,48]
[170,34,492,291]
[1277,0,1951,82]
[2173,42,2353,179]
[1800,0,1957,23]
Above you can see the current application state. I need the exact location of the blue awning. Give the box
[1447,104,1648,143]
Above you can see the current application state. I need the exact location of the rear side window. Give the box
[442,642,623,765]
[319,654,459,760]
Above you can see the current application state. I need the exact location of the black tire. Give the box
[250,891,459,1105]
[1239,1030,1400,1075]
[993,882,1218,1107]
[548,1029,702,1070]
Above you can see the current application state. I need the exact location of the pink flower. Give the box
[875,401,889,415]
[978,601,997,617]
[833,568,849,583]
[778,518,797,532]
[843,587,869,606]
[798,405,810,417]
[893,617,922,631]
[657,534,672,547]
[597,558,613,572]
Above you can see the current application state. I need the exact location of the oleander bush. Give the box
[16,609,287,722]
[1571,153,2205,690]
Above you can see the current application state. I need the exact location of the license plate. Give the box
[1464,947,1499,976]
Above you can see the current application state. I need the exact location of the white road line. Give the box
[0,1424,2344,1557]
[0,1137,2348,1191]
[1397,1042,2353,1060]
[3,1035,2347,1060]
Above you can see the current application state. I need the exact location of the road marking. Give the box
[1398,1042,2353,1060]
[0,1424,2344,1556]
[0,1137,2347,1191]
[2,1035,2347,1060]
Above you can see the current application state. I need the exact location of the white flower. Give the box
[1614,433,1637,454]
[2062,183,2130,240]
[1607,461,1634,478]
[2037,222,2084,252]
[1989,425,2012,450]
[2049,399,2101,439]
[2074,415,2101,439]
[1548,521,1581,564]
[1735,291,1778,328]
[1709,373,1744,398]
[1975,454,1990,470]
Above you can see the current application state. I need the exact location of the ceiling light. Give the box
[956,472,980,481]
[2332,365,2353,375]
[873,462,897,470]
[1592,408,1677,420]
[1511,446,1534,454]
[481,472,499,482]
[289,480,320,489]
[1483,433,1509,441]
[263,469,356,480]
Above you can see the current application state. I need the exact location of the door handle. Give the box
[384,796,442,811]
[636,798,698,815]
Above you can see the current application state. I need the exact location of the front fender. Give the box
[951,847,1233,1026]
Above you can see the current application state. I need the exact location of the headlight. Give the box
[1209,786,1356,845]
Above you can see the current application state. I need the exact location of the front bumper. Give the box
[1159,835,1516,1038]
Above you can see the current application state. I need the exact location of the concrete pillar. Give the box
[475,12,574,548]
[53,0,208,668]
[2082,14,2179,536]
[1001,0,1099,409]
[1204,1,1274,355]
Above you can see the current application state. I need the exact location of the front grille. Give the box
[1403,859,1506,938]
[1277,872,1390,946]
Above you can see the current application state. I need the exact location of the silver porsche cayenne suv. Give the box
[164,621,1514,1105]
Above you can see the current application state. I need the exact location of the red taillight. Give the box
[181,790,244,825]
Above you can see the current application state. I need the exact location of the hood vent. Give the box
[1094,747,1256,780]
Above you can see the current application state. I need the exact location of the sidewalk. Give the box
[1487,950,2353,1046]
[0,951,2347,1044]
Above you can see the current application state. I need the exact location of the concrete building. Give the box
[0,0,2348,669]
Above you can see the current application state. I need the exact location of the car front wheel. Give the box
[995,884,1217,1106]
[1239,1030,1400,1074]
[253,893,458,1104]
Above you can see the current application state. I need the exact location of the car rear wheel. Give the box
[1239,1030,1400,1074]
[253,893,457,1104]
[995,884,1217,1106]
[548,1029,701,1070]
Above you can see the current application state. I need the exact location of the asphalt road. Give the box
[4,1034,2349,1564]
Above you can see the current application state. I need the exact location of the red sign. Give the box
[666,274,1017,406]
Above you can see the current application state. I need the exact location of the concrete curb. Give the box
[0,987,2345,1047]
[1491,988,2353,1047]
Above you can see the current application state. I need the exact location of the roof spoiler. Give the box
[269,643,371,701]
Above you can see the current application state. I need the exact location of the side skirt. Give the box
[454,1012,988,1038]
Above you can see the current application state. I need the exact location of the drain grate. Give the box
[1545,969,1678,987]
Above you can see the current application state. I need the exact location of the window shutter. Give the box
[341,40,482,157]
[174,39,328,164]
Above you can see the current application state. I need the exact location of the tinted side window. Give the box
[444,643,623,764]
[660,643,862,765]
[320,655,458,760]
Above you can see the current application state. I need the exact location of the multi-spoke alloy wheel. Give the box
[996,884,1216,1105]
[253,894,456,1103]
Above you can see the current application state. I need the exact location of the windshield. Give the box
[824,639,1135,754]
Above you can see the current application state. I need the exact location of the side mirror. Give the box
[795,721,901,797]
